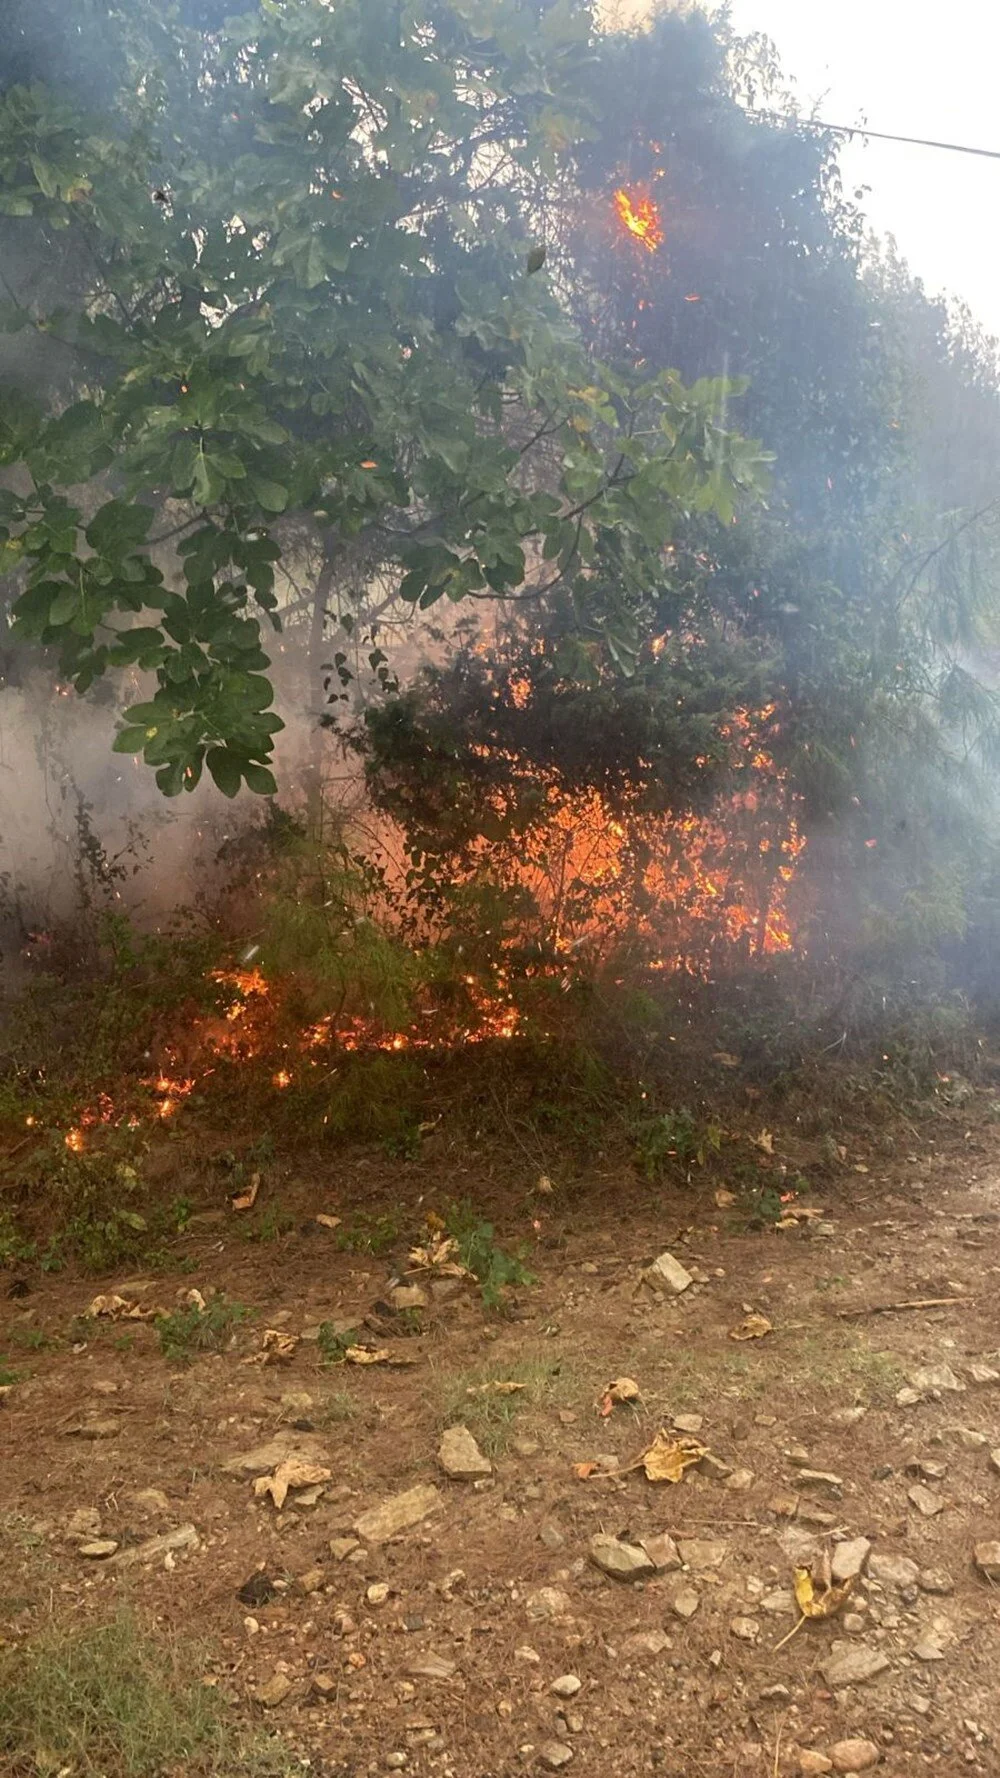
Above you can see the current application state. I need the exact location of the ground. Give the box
[4,1100,1000,1777]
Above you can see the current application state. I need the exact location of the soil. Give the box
[4,1103,1000,1776]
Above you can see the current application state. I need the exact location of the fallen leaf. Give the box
[253,1460,332,1510]
[182,1288,207,1312]
[754,1129,775,1155]
[466,1381,526,1397]
[729,1313,773,1341]
[315,1214,341,1230]
[714,1189,737,1208]
[232,1171,260,1212]
[637,1428,707,1483]
[247,1329,299,1366]
[536,1173,554,1194]
[712,1051,741,1069]
[407,1234,469,1278]
[344,1346,390,1365]
[599,1375,641,1417]
[573,1461,601,1479]
[87,1294,154,1322]
[793,1558,853,1620]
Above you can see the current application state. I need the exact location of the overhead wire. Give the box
[754,114,1000,164]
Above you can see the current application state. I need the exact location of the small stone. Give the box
[385,1754,407,1770]
[785,1444,810,1467]
[677,1538,728,1570]
[389,1284,429,1312]
[761,1588,796,1616]
[127,1487,171,1515]
[672,1412,704,1434]
[647,1252,694,1294]
[990,1448,1000,1475]
[539,1522,565,1552]
[725,1467,755,1492]
[438,1425,491,1481]
[698,1452,732,1482]
[65,1507,103,1541]
[622,1630,672,1657]
[795,1468,843,1497]
[299,1567,324,1594]
[407,1653,457,1680]
[66,1417,122,1440]
[918,1567,954,1594]
[333,1610,357,1636]
[557,1409,577,1426]
[639,1533,681,1572]
[975,1541,1000,1580]
[79,1539,118,1558]
[516,1646,541,1663]
[539,1743,573,1770]
[512,1436,541,1458]
[589,1534,655,1582]
[955,1428,988,1450]
[797,1504,838,1529]
[223,1432,328,1478]
[967,1362,1000,1385]
[798,1755,833,1776]
[755,1413,777,1428]
[832,1538,871,1584]
[730,1616,759,1642]
[842,1612,867,1635]
[367,1582,391,1606]
[907,1364,965,1395]
[908,1483,945,1517]
[868,1552,919,1590]
[831,1406,867,1428]
[111,1524,199,1568]
[526,1587,572,1620]
[330,1536,361,1561]
[913,1636,945,1662]
[908,1458,947,1481]
[830,1741,879,1773]
[759,1684,790,1702]
[354,1484,442,1544]
[278,1391,314,1419]
[550,1675,582,1698]
[254,1672,293,1708]
[768,1491,800,1518]
[312,1672,337,1696]
[670,1584,700,1621]
[821,1642,890,1688]
[895,1388,922,1408]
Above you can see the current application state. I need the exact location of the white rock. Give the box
[589,1534,655,1582]
[539,1744,573,1770]
[907,1364,965,1395]
[821,1642,890,1688]
[648,1252,693,1294]
[526,1587,572,1620]
[831,1538,871,1584]
[975,1540,1000,1580]
[438,1425,491,1481]
[830,1740,880,1773]
[354,1484,442,1544]
[867,1552,919,1590]
[730,1616,759,1642]
[550,1675,581,1698]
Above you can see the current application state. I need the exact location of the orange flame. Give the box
[613,187,663,252]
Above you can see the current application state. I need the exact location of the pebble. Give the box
[550,1675,582,1698]
[842,1612,867,1635]
[65,1507,103,1541]
[539,1522,566,1552]
[974,1541,1000,1581]
[330,1537,361,1561]
[78,1539,118,1558]
[967,1362,1000,1384]
[913,1636,946,1662]
[831,1406,867,1428]
[761,1588,797,1616]
[385,1753,408,1770]
[725,1467,755,1492]
[908,1483,945,1517]
[622,1630,672,1657]
[639,1533,680,1572]
[647,1252,693,1294]
[990,1448,1000,1476]
[354,1483,442,1544]
[539,1743,574,1769]
[672,1412,704,1434]
[955,1428,988,1450]
[868,1552,919,1591]
[831,1538,871,1584]
[830,1740,880,1773]
[670,1584,700,1621]
[438,1425,492,1481]
[526,1587,572,1620]
[589,1534,655,1582]
[798,1755,833,1775]
[907,1364,965,1395]
[367,1582,390,1606]
[254,1672,292,1708]
[111,1524,199,1568]
[795,1468,843,1497]
[389,1284,429,1312]
[677,1538,728,1570]
[512,1436,541,1458]
[730,1616,759,1642]
[407,1653,457,1680]
[918,1568,954,1594]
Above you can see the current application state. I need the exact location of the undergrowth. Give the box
[155,1296,251,1363]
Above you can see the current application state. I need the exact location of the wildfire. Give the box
[613,187,663,253]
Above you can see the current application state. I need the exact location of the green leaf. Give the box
[206,747,243,797]
[242,762,277,795]
[248,475,289,513]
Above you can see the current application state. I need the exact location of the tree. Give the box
[0,0,767,797]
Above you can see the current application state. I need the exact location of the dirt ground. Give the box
[5,1103,1000,1777]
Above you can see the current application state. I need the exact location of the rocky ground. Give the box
[4,1112,1000,1776]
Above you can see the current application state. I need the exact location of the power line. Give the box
[757,113,1000,164]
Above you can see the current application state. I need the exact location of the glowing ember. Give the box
[65,1127,85,1152]
[273,1069,292,1089]
[613,187,664,252]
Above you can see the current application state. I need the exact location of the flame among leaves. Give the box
[613,187,664,252]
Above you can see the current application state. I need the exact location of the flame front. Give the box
[613,187,663,252]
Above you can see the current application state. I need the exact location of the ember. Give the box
[613,187,663,252]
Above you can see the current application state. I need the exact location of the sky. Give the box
[612,0,1000,337]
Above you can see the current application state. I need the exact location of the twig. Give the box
[836,1295,970,1318]
[772,1613,806,1653]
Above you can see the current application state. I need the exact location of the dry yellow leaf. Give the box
[407,1235,469,1278]
[754,1129,775,1155]
[466,1381,526,1397]
[87,1294,154,1322]
[639,1428,706,1483]
[254,1329,299,1365]
[253,1460,332,1510]
[792,1563,853,1620]
[728,1313,773,1341]
[231,1171,260,1212]
[714,1189,737,1208]
[344,1346,390,1365]
[315,1213,341,1230]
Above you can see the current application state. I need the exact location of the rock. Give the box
[798,1504,838,1529]
[254,1672,292,1708]
[639,1533,681,1572]
[65,1417,122,1440]
[761,1588,797,1616]
[670,1584,700,1621]
[990,1448,1000,1475]
[647,1252,693,1294]
[725,1467,755,1492]
[955,1428,988,1450]
[867,1553,919,1591]
[78,1539,118,1558]
[367,1582,391,1606]
[312,1672,337,1696]
[795,1469,843,1497]
[539,1743,573,1770]
[698,1452,732,1482]
[677,1538,728,1570]
[759,1684,790,1702]
[830,1740,879,1773]
[111,1524,199,1568]
[895,1388,922,1408]
[974,1541,1000,1581]
[908,1484,945,1517]
[389,1284,429,1312]
[539,1522,565,1552]
[385,1755,407,1770]
[278,1391,314,1420]
[913,1636,945,1661]
[512,1436,541,1458]
[223,1432,328,1478]
[821,1643,890,1688]
[832,1538,871,1584]
[672,1412,704,1434]
[354,1484,442,1544]
[907,1364,965,1395]
[730,1616,759,1642]
[768,1491,800,1518]
[589,1534,655,1582]
[438,1425,491,1481]
[798,1752,833,1774]
[843,1612,867,1634]
[526,1587,572,1620]
[550,1675,581,1698]
[622,1630,672,1657]
[967,1362,1000,1385]
[65,1507,103,1541]
[907,1458,946,1481]
[333,1610,357,1636]
[127,1488,171,1515]
[407,1652,458,1680]
[831,1406,867,1428]
[330,1536,361,1561]
[779,1526,822,1566]
[918,1568,954,1594]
